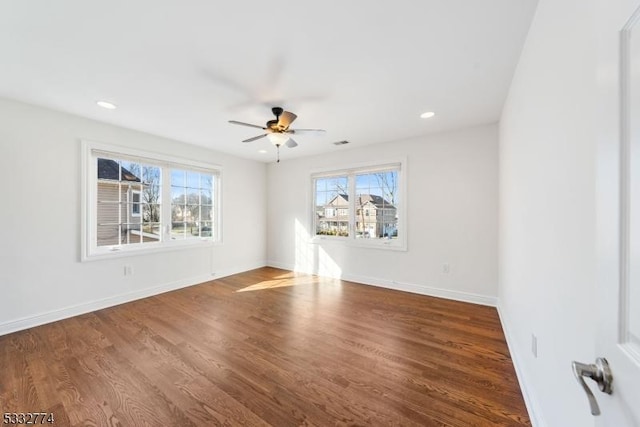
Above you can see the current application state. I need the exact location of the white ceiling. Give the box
[0,1,537,163]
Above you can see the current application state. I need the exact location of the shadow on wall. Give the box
[295,219,342,278]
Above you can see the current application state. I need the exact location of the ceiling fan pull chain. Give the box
[277,145,280,163]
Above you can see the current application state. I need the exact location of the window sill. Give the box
[310,235,407,251]
[82,238,221,262]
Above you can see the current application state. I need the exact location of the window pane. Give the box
[96,157,162,247]
[314,175,350,237]
[200,188,212,204]
[97,225,121,247]
[171,221,186,240]
[143,203,161,223]
[171,186,186,203]
[121,161,141,181]
[355,170,398,240]
[171,169,185,186]
[186,171,200,189]
[120,223,141,245]
[141,223,161,242]
[144,183,162,205]
[201,205,213,221]
[201,221,213,238]
[187,204,200,221]
[170,168,215,240]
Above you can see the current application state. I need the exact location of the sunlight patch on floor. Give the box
[235,279,294,292]
[235,275,318,293]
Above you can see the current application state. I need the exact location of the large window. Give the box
[83,141,221,260]
[312,162,404,249]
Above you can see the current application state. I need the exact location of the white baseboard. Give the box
[213,260,268,280]
[497,303,546,427]
[266,260,497,307]
[0,261,267,337]
[267,260,314,274]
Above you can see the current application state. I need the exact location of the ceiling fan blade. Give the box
[229,120,266,130]
[242,134,267,143]
[277,111,297,129]
[285,138,298,148]
[288,128,326,135]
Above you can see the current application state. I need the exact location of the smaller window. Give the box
[130,190,141,217]
[312,161,405,250]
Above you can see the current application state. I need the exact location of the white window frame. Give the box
[81,140,222,261]
[310,159,407,251]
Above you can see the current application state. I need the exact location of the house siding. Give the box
[96,181,142,246]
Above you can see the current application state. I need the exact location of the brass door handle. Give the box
[571,357,613,415]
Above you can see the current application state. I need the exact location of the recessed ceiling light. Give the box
[97,100,117,110]
[420,111,435,119]
[258,149,267,154]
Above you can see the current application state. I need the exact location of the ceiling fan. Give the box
[229,107,325,162]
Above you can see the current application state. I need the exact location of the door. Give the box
[593,0,640,425]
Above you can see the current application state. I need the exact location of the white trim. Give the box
[310,235,408,251]
[266,260,497,306]
[81,139,90,264]
[0,261,267,337]
[87,139,223,172]
[620,13,640,360]
[496,303,547,427]
[81,238,218,262]
[309,158,404,177]
[345,274,496,306]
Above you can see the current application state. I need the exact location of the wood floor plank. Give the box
[0,267,530,426]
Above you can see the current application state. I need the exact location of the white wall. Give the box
[0,97,267,335]
[499,0,597,426]
[267,124,499,305]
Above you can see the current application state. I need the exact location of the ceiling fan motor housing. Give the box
[228,107,324,161]
[266,119,279,131]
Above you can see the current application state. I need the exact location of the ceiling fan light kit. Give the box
[266,132,289,146]
[228,106,325,163]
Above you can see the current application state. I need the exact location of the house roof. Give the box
[327,193,395,209]
[326,194,349,206]
[357,194,394,209]
[97,158,141,182]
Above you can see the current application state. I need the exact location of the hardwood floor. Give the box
[0,267,530,426]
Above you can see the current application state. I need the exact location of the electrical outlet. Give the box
[442,263,450,274]
[531,333,538,358]
[124,265,133,276]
